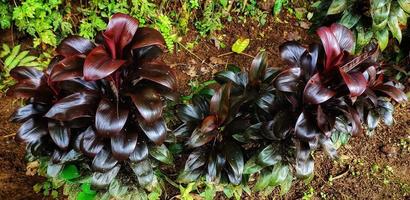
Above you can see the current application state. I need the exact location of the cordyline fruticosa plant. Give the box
[174,52,295,192]
[274,23,407,177]
[174,23,407,196]
[312,0,410,52]
[8,13,177,189]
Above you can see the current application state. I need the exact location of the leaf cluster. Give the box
[174,23,407,196]
[12,0,74,47]
[312,0,410,52]
[9,13,177,193]
[0,44,42,91]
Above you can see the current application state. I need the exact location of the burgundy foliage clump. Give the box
[8,13,177,188]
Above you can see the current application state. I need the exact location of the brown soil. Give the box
[0,12,409,200]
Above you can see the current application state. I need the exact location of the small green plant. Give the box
[12,0,74,47]
[0,44,41,91]
[0,0,11,29]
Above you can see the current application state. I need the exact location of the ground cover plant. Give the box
[0,0,302,52]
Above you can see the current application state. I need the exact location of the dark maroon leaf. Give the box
[138,117,167,145]
[48,121,70,150]
[80,127,104,157]
[58,78,99,93]
[6,67,44,98]
[92,165,120,188]
[45,91,99,121]
[10,103,48,123]
[95,98,129,137]
[363,88,378,106]
[262,111,293,140]
[316,26,343,71]
[111,131,138,161]
[51,149,65,163]
[303,74,335,104]
[103,13,138,58]
[129,87,163,123]
[294,112,320,141]
[345,107,362,136]
[57,36,95,57]
[176,104,203,122]
[92,148,118,172]
[50,55,85,82]
[339,70,367,97]
[279,41,306,67]
[329,23,354,53]
[129,141,148,162]
[210,84,231,123]
[134,61,177,90]
[9,66,43,81]
[16,118,47,144]
[222,141,244,185]
[46,55,65,75]
[131,27,166,51]
[185,149,206,171]
[83,46,126,81]
[340,49,376,73]
[300,44,320,78]
[206,151,225,183]
[187,115,218,148]
[249,52,267,85]
[274,67,301,92]
[295,141,314,177]
[316,105,335,136]
[374,85,408,103]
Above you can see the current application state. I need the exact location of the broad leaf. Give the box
[92,149,118,172]
[48,121,70,150]
[57,36,95,57]
[111,131,138,161]
[303,74,335,104]
[95,98,129,137]
[45,91,99,121]
[80,127,104,157]
[83,46,126,81]
[231,38,250,54]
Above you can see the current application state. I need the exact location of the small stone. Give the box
[381,145,399,156]
[209,56,225,65]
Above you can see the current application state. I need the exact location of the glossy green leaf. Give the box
[327,0,348,15]
[257,145,282,167]
[243,156,264,174]
[254,169,272,191]
[78,192,96,200]
[109,179,128,197]
[60,164,80,180]
[375,29,389,50]
[339,10,361,29]
[279,173,293,196]
[273,0,285,16]
[269,163,289,186]
[398,0,410,13]
[231,38,250,54]
[149,144,174,165]
[389,2,404,42]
